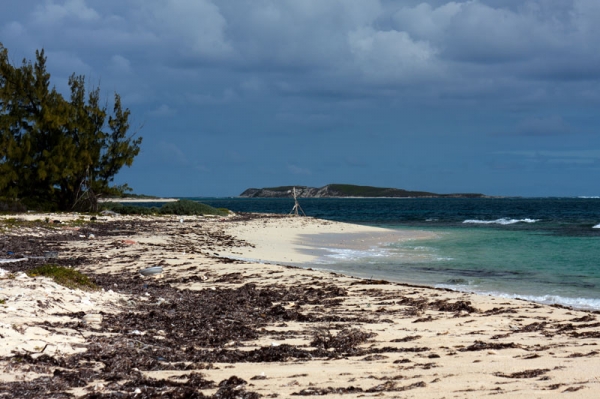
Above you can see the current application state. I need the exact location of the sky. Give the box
[1,0,600,197]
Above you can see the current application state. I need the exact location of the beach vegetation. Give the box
[327,184,433,197]
[26,264,98,291]
[159,199,228,216]
[112,192,162,200]
[263,186,305,192]
[0,217,42,230]
[0,43,142,212]
[0,197,27,213]
[100,202,159,215]
[100,199,228,216]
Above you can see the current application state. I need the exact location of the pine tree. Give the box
[0,43,142,211]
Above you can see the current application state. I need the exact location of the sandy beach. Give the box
[1,212,599,398]
[98,198,178,203]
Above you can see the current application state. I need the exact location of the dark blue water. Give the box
[197,197,598,231]
[164,197,600,309]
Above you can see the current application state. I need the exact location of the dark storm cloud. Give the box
[1,0,599,196]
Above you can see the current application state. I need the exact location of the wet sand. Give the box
[1,213,599,398]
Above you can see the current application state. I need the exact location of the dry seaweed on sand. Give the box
[460,340,521,351]
[494,369,550,379]
[390,335,421,342]
[0,364,261,399]
[310,326,375,353]
[291,386,364,396]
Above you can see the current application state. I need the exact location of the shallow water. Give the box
[181,197,600,309]
[309,226,600,310]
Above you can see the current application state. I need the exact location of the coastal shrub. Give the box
[27,265,98,291]
[100,202,158,215]
[0,44,142,212]
[0,198,27,213]
[159,200,228,216]
[99,200,227,216]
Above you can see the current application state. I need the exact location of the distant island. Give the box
[240,184,488,198]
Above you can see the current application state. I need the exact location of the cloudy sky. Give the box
[2,0,599,197]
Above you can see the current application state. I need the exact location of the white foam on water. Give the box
[463,218,539,225]
[593,223,600,229]
[495,293,600,311]
[320,247,391,262]
[435,283,600,311]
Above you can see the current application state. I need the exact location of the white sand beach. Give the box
[1,213,599,397]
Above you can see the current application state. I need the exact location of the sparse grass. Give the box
[27,265,98,291]
[0,217,65,231]
[62,216,92,227]
[0,198,27,213]
[0,299,6,305]
[1,218,25,228]
[0,218,43,230]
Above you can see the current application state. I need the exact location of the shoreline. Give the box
[1,213,599,397]
[98,197,178,203]
[219,217,600,312]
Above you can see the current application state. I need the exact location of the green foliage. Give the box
[100,199,227,216]
[327,184,434,197]
[159,199,228,216]
[0,217,43,230]
[100,202,159,215]
[0,43,142,212]
[27,264,98,291]
[121,193,160,199]
[0,197,26,213]
[263,186,305,192]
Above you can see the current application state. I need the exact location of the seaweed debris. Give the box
[494,369,550,379]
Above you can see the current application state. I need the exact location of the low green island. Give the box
[240,184,487,198]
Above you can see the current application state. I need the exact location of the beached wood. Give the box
[289,187,306,217]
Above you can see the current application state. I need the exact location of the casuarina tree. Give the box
[0,43,142,211]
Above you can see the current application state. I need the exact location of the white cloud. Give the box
[150,104,176,117]
[347,27,439,83]
[1,21,25,38]
[142,0,233,60]
[225,0,383,68]
[392,1,551,63]
[109,54,132,74]
[392,2,462,39]
[32,0,100,26]
[45,50,94,78]
[4,0,600,106]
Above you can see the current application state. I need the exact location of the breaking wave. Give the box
[435,282,600,310]
[463,218,539,225]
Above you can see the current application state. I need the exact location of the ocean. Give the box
[191,197,600,310]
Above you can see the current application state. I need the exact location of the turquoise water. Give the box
[145,197,600,309]
[313,226,600,309]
